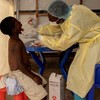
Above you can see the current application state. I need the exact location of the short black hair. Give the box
[0,16,16,36]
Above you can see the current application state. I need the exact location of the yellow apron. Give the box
[38,5,100,97]
[67,34,100,97]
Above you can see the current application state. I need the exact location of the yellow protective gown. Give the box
[38,5,100,97]
[0,0,14,76]
[37,24,63,38]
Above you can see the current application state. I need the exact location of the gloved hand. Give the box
[28,17,38,28]
[30,40,42,47]
[30,31,39,39]
[22,31,39,39]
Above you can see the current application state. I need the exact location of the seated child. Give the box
[0,16,47,100]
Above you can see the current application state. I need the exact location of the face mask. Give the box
[49,21,59,26]
[49,19,61,26]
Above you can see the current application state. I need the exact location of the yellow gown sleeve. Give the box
[41,24,83,51]
[37,24,62,36]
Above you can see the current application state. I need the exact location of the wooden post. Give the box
[36,0,39,24]
[80,0,83,5]
[16,0,20,20]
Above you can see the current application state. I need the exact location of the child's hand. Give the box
[33,75,42,85]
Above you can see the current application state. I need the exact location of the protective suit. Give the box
[38,5,100,97]
[37,24,63,38]
[0,0,14,76]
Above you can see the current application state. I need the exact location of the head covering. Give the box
[47,0,71,19]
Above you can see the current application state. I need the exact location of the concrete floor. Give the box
[7,53,100,100]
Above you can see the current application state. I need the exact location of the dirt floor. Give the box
[7,52,100,100]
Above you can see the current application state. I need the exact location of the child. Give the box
[0,16,47,100]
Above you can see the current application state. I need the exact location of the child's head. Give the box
[0,16,16,36]
[0,16,23,36]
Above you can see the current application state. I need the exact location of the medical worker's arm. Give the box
[37,24,62,36]
[40,24,83,51]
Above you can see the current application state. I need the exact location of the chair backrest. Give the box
[87,64,100,100]
[95,64,100,88]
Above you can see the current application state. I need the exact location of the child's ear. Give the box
[12,28,15,34]
[12,28,14,33]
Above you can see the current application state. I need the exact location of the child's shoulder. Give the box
[9,38,24,47]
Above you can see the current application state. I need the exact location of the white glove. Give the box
[28,17,38,28]
[22,32,38,39]
[30,31,39,39]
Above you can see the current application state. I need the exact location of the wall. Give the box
[83,0,100,10]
